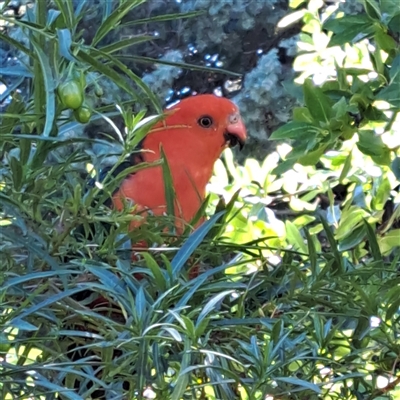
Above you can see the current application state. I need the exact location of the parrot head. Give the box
[163,94,247,150]
[143,94,247,165]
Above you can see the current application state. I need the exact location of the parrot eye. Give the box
[198,116,213,128]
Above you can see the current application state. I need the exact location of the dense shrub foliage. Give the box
[1,0,399,399]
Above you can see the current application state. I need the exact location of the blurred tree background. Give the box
[1,0,400,399]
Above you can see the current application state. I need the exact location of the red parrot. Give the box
[111,94,247,231]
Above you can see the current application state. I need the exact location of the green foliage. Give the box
[1,0,400,399]
[270,0,400,173]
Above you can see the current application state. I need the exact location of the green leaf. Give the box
[363,0,381,20]
[370,148,392,166]
[269,121,322,140]
[122,10,204,26]
[141,253,167,292]
[75,48,140,102]
[357,130,387,157]
[271,158,297,175]
[303,79,333,124]
[378,229,400,255]
[118,54,242,77]
[389,54,400,82]
[30,38,56,137]
[298,144,328,166]
[328,24,374,47]
[171,337,191,400]
[285,220,307,254]
[374,28,397,52]
[372,176,391,211]
[0,32,37,61]
[293,107,314,123]
[336,206,370,240]
[92,0,147,46]
[160,146,176,218]
[391,156,400,180]
[10,287,85,323]
[388,13,400,34]
[320,217,343,274]
[339,150,352,183]
[363,219,383,265]
[376,76,400,107]
[196,290,234,328]
[82,46,162,112]
[98,36,155,55]
[275,377,321,394]
[305,229,318,277]
[9,156,23,191]
[324,14,372,33]
[338,225,367,251]
[381,0,399,17]
[53,0,75,29]
[171,211,225,278]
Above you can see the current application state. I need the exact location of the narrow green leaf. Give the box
[0,77,24,103]
[305,229,318,277]
[30,38,56,137]
[339,150,352,183]
[75,48,140,101]
[102,0,113,21]
[0,66,33,78]
[2,229,61,272]
[196,290,234,328]
[160,146,176,218]
[171,211,225,278]
[9,156,23,191]
[275,377,321,394]
[0,32,37,61]
[92,0,147,46]
[122,10,204,26]
[6,319,37,331]
[98,36,154,55]
[320,217,344,274]
[135,285,146,324]
[372,176,391,211]
[53,0,75,29]
[171,337,191,400]
[9,287,85,323]
[80,47,162,112]
[363,219,383,264]
[141,253,167,292]
[118,54,242,77]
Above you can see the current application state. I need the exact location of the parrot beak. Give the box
[224,114,247,150]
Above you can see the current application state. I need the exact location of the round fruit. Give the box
[58,80,84,110]
[74,106,91,123]
[94,85,103,97]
